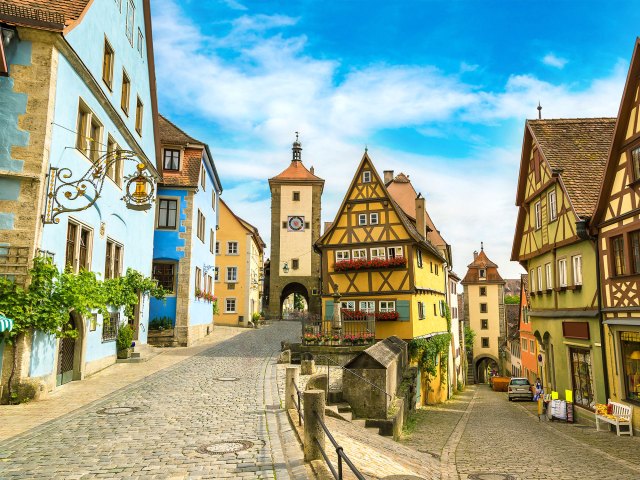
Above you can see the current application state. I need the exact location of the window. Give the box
[480,303,487,313]
[102,312,119,342]
[545,263,552,290]
[163,149,180,170]
[370,247,386,260]
[379,301,395,312]
[226,266,238,283]
[76,102,103,163]
[65,221,92,273]
[227,242,238,255]
[537,266,542,291]
[340,301,355,310]
[530,268,535,289]
[352,249,366,260]
[481,319,488,329]
[570,347,595,409]
[558,258,568,287]
[632,231,640,274]
[620,331,640,404]
[106,136,123,186]
[480,286,486,296]
[530,340,535,352]
[387,246,403,258]
[632,147,640,182]
[209,229,214,254]
[612,235,626,276]
[212,191,216,211]
[418,302,425,319]
[152,262,176,293]
[135,96,143,135]
[358,214,367,226]
[534,201,542,229]
[548,190,557,221]
[214,267,219,281]
[336,250,350,261]
[115,0,121,11]
[200,163,206,190]
[293,191,300,201]
[362,171,371,183]
[433,303,437,316]
[572,255,583,286]
[522,338,527,351]
[104,239,123,279]
[370,213,379,225]
[125,0,135,45]
[359,301,375,313]
[121,70,130,114]
[102,38,114,89]
[435,264,439,275]
[197,210,205,242]
[137,27,143,55]
[157,198,178,229]
[292,259,299,270]
[416,250,423,268]
[430,262,433,273]
[481,337,489,348]
[215,242,220,255]
[479,268,486,279]
[225,298,236,313]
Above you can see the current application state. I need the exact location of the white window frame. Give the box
[379,301,395,312]
[370,212,379,225]
[226,266,238,283]
[358,214,367,226]
[535,201,542,229]
[572,255,583,286]
[362,171,371,183]
[340,301,355,310]
[545,263,552,290]
[215,241,220,255]
[370,247,386,260]
[352,248,367,260]
[387,246,404,258]
[335,250,350,262]
[548,190,557,221]
[558,258,567,287]
[359,301,375,313]
[225,298,236,313]
[537,266,542,291]
[530,269,535,289]
[522,338,527,351]
[227,241,239,255]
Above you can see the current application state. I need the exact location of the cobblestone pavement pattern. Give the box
[0,322,307,479]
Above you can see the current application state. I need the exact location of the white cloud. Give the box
[542,52,568,69]
[152,0,627,279]
[221,0,247,11]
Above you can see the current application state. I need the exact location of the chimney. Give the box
[415,196,427,238]
[383,170,394,184]
[310,166,315,175]
[473,251,478,260]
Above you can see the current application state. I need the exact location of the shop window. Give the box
[570,347,595,410]
[621,332,640,404]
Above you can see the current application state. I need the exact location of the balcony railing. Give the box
[302,313,375,346]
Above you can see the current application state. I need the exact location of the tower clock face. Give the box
[287,216,305,232]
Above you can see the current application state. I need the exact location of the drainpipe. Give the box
[578,218,610,401]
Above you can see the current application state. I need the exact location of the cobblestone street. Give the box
[0,322,308,479]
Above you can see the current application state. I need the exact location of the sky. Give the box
[151,0,640,279]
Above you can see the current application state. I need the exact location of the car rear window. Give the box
[510,379,530,386]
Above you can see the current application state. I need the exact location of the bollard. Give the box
[303,389,326,462]
[285,367,300,410]
[301,359,316,375]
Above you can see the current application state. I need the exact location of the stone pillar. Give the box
[331,291,342,335]
[301,359,316,375]
[303,389,326,462]
[285,367,299,410]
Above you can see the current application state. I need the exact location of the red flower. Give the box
[334,256,406,272]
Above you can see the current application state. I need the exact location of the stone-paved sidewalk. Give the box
[0,325,245,442]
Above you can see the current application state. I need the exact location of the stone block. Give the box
[301,359,315,375]
[305,373,327,393]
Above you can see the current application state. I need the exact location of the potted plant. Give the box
[251,311,261,328]
[116,324,134,359]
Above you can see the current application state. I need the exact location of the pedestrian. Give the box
[533,377,543,401]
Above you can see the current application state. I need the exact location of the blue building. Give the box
[149,115,222,346]
[0,0,160,396]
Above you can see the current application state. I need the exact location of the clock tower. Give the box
[267,136,324,317]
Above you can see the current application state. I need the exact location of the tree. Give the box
[504,295,520,304]
[293,293,305,311]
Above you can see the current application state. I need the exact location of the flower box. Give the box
[375,311,400,321]
[334,257,407,272]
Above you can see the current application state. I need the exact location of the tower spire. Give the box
[292,132,302,162]
[537,101,542,120]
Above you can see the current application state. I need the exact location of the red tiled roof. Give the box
[462,249,504,284]
[0,0,90,30]
[270,160,323,182]
[158,114,202,145]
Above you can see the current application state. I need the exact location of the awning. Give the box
[0,314,13,333]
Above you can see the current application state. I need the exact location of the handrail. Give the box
[291,380,304,426]
[314,410,366,480]
[313,354,393,400]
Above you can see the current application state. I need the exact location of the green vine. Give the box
[408,333,451,384]
[464,325,476,353]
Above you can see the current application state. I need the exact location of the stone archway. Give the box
[474,354,499,383]
[280,282,309,319]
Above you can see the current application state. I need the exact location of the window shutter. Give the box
[324,300,334,320]
[396,300,410,321]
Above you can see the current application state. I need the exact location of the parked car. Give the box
[508,377,533,401]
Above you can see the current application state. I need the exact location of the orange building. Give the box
[519,274,538,383]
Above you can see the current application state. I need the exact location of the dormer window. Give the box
[163,149,180,170]
[479,268,486,279]
[362,171,371,183]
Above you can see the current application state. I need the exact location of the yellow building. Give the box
[214,199,266,326]
[316,152,449,403]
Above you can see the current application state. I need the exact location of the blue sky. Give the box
[152,0,639,279]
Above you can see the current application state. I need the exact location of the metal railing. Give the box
[292,379,304,426]
[314,409,366,480]
[302,315,375,345]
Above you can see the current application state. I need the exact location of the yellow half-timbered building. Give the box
[316,153,448,342]
[593,39,640,433]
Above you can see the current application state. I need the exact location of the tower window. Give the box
[293,191,300,201]
[292,259,299,270]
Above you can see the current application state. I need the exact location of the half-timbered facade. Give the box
[512,117,614,417]
[593,39,640,432]
[316,153,448,342]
